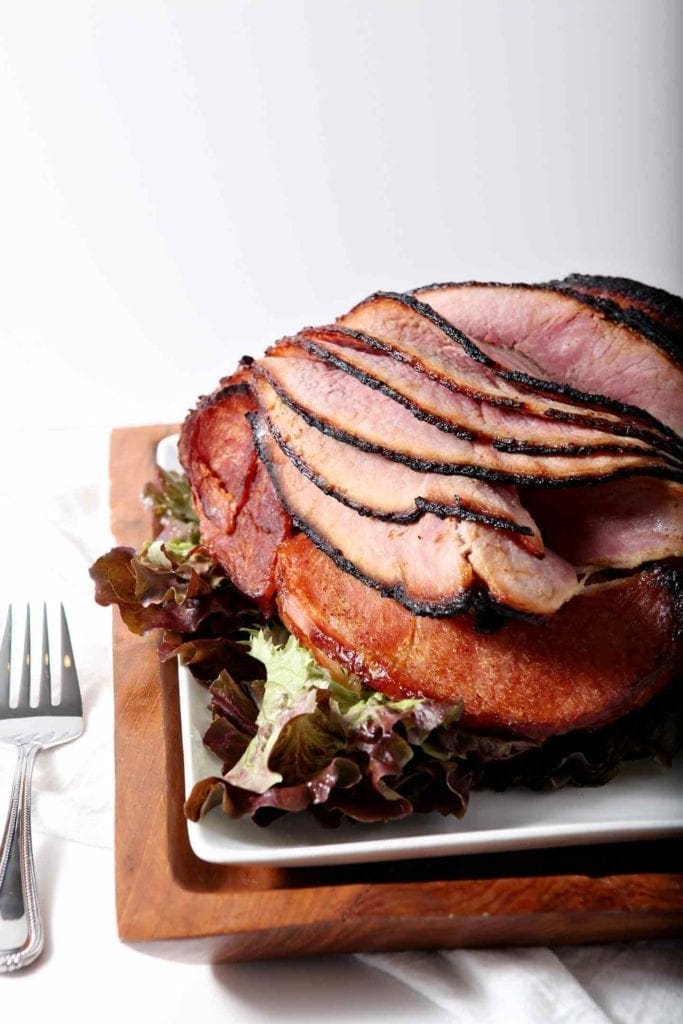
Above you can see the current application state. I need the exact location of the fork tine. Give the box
[15,604,32,711]
[0,606,11,709]
[37,603,52,710]
[58,604,82,716]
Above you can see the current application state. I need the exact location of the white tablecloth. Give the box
[0,427,681,1023]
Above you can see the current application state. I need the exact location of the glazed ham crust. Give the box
[178,375,291,613]
[276,534,682,739]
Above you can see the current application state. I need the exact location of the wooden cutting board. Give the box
[110,424,683,963]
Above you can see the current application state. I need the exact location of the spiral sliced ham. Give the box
[549,273,683,355]
[520,477,683,571]
[340,291,682,460]
[178,272,683,742]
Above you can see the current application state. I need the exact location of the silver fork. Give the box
[0,604,83,972]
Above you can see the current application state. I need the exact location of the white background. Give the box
[1,2,682,1022]
[2,0,681,432]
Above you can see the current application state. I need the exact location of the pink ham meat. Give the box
[549,273,683,354]
[254,350,679,485]
[339,291,681,459]
[178,375,291,613]
[251,373,544,552]
[252,415,580,617]
[294,326,661,457]
[520,478,683,571]
[412,282,683,438]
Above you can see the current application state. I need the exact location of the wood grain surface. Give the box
[110,425,683,963]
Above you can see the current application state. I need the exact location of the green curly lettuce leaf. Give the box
[184,625,470,826]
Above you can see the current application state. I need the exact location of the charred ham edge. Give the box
[290,326,665,459]
[252,354,683,488]
[549,273,683,357]
[404,285,683,450]
[276,535,683,739]
[178,378,291,612]
[249,394,544,554]
[518,477,683,572]
[251,415,580,619]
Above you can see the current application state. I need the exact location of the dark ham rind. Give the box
[254,354,683,487]
[251,413,580,618]
[550,274,683,358]
[276,534,683,739]
[519,478,683,571]
[293,326,663,458]
[409,284,683,441]
[178,378,291,613]
[250,377,544,552]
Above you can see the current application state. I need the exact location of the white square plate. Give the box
[159,434,683,868]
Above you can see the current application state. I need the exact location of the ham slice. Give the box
[255,352,680,485]
[252,414,579,617]
[520,478,683,571]
[251,373,544,552]
[276,534,683,738]
[413,282,683,438]
[295,326,660,456]
[340,291,681,458]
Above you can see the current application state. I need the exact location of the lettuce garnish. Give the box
[183,624,471,827]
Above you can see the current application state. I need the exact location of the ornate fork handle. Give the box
[0,742,44,972]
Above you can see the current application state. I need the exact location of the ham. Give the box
[252,414,579,617]
[254,351,680,485]
[412,282,683,438]
[340,291,682,458]
[520,478,683,571]
[276,534,682,739]
[251,373,544,551]
[295,326,661,457]
[176,271,683,762]
[549,273,683,356]
[178,377,291,612]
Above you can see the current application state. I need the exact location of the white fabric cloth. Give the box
[0,425,681,1023]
